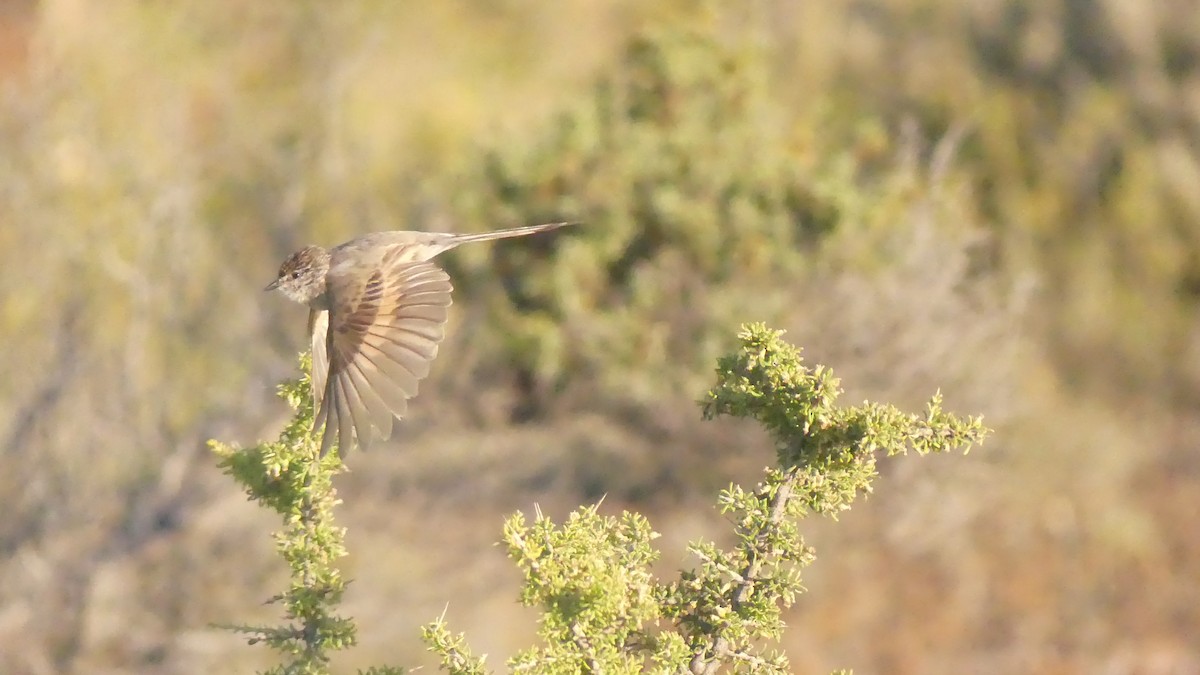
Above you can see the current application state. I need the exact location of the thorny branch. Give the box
[689,466,799,675]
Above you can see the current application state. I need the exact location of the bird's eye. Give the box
[290,271,301,279]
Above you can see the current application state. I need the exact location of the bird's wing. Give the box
[313,255,453,457]
[308,308,329,414]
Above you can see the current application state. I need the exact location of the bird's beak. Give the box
[264,278,281,291]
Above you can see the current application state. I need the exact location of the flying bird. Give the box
[266,222,572,457]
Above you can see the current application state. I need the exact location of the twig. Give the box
[689,466,799,675]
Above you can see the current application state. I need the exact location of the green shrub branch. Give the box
[213,325,986,674]
[211,354,373,675]
[422,323,989,674]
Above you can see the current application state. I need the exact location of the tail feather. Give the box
[446,221,576,246]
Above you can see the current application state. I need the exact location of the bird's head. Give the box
[265,245,331,306]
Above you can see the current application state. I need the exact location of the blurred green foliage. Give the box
[437,15,984,414]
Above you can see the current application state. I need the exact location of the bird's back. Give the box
[331,231,455,267]
[331,222,573,270]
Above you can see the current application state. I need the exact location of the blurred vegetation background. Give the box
[0,0,1197,673]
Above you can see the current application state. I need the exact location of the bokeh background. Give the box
[1,1,1198,673]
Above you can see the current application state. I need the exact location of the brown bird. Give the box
[266,222,572,457]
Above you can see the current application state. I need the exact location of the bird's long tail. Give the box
[446,221,576,246]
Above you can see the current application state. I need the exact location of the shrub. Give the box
[214,324,988,674]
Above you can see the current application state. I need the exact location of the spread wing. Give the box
[312,256,452,457]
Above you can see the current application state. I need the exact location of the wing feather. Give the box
[353,355,409,423]
[356,340,422,393]
[335,381,355,455]
[344,360,394,440]
[336,364,375,452]
[318,378,337,456]
[314,256,452,456]
[395,305,447,321]
[359,327,442,367]
[309,309,330,414]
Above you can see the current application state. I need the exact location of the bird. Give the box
[266,221,573,457]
